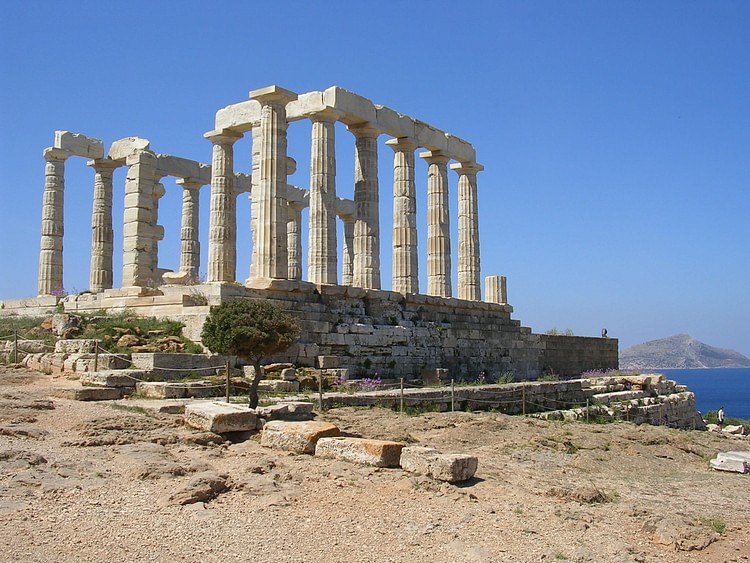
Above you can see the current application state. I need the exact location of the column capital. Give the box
[347,122,381,138]
[176,178,206,190]
[87,158,120,172]
[450,161,484,174]
[419,150,450,165]
[204,129,243,144]
[309,107,343,123]
[250,85,298,105]
[385,137,418,152]
[43,147,71,162]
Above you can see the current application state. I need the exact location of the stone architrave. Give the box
[38,147,69,296]
[88,159,119,293]
[421,151,452,298]
[349,123,381,289]
[485,275,507,305]
[286,201,303,280]
[122,150,158,287]
[205,130,242,283]
[308,110,339,285]
[387,137,419,294]
[249,86,298,280]
[451,161,483,301]
[177,179,203,280]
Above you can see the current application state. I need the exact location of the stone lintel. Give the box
[108,137,151,161]
[414,120,448,153]
[385,137,418,152]
[287,185,309,207]
[446,133,476,163]
[156,154,206,181]
[336,198,355,219]
[234,173,252,194]
[54,131,105,159]
[249,85,298,104]
[376,105,415,139]
[323,86,377,125]
[450,161,485,174]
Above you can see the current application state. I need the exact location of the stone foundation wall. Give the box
[2,282,619,380]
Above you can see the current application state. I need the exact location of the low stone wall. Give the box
[540,335,619,377]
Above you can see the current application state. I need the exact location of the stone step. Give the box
[79,370,146,388]
[136,381,224,399]
[52,386,122,401]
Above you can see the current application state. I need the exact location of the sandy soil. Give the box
[0,365,749,562]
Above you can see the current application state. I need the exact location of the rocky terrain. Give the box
[1,365,749,562]
[620,334,750,370]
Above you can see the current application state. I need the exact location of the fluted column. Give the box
[287,201,303,280]
[349,123,381,289]
[249,85,298,280]
[149,181,166,279]
[308,111,339,285]
[205,130,242,282]
[38,148,68,296]
[177,179,202,281]
[451,161,484,301]
[485,275,507,305]
[387,137,419,294]
[421,151,452,298]
[87,159,119,293]
[122,151,157,287]
[341,216,355,286]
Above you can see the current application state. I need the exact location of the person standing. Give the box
[717,406,725,429]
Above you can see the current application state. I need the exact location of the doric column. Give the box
[176,179,202,281]
[485,275,507,305]
[38,148,69,296]
[249,86,297,280]
[87,159,119,293]
[122,151,157,287]
[286,201,304,281]
[421,151,452,298]
[387,137,419,294]
[308,110,339,285]
[149,181,166,279]
[205,130,242,282]
[451,161,484,301]
[349,123,381,289]
[341,216,355,286]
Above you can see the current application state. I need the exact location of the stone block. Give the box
[400,446,478,483]
[422,367,448,387]
[280,368,297,381]
[256,380,300,393]
[54,339,101,354]
[184,402,257,433]
[710,451,750,474]
[108,137,150,161]
[318,355,340,369]
[414,121,448,152]
[315,437,404,467]
[214,100,260,131]
[286,91,326,120]
[52,387,122,401]
[80,370,144,388]
[260,420,340,454]
[155,154,202,180]
[254,401,314,420]
[54,131,104,159]
[446,134,476,163]
[323,86,376,125]
[375,106,415,138]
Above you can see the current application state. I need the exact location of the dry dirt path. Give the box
[0,366,748,562]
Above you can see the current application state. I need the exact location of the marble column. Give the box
[249,86,297,280]
[286,201,303,281]
[387,137,419,294]
[308,111,339,285]
[485,275,507,305]
[341,216,355,286]
[87,159,119,293]
[451,161,484,301]
[349,123,381,289]
[122,151,157,287]
[421,151,452,298]
[205,130,242,283]
[38,148,69,296]
[177,179,202,281]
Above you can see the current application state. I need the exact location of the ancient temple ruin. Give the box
[5,85,618,379]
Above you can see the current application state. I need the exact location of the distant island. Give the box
[620,334,750,370]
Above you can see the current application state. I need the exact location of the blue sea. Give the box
[658,368,750,420]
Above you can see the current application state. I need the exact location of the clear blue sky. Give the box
[1,1,748,356]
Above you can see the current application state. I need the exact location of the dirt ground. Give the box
[0,365,748,563]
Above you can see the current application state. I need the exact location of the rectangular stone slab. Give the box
[400,446,479,483]
[184,402,256,433]
[260,420,340,454]
[315,437,404,467]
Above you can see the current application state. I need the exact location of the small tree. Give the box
[201,299,300,408]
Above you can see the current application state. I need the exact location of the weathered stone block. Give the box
[54,131,104,159]
[260,420,340,454]
[280,368,297,381]
[54,339,101,354]
[400,446,478,482]
[184,402,257,433]
[256,380,300,393]
[710,451,750,474]
[52,387,122,401]
[422,367,448,387]
[80,370,143,388]
[254,401,313,420]
[315,437,404,467]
